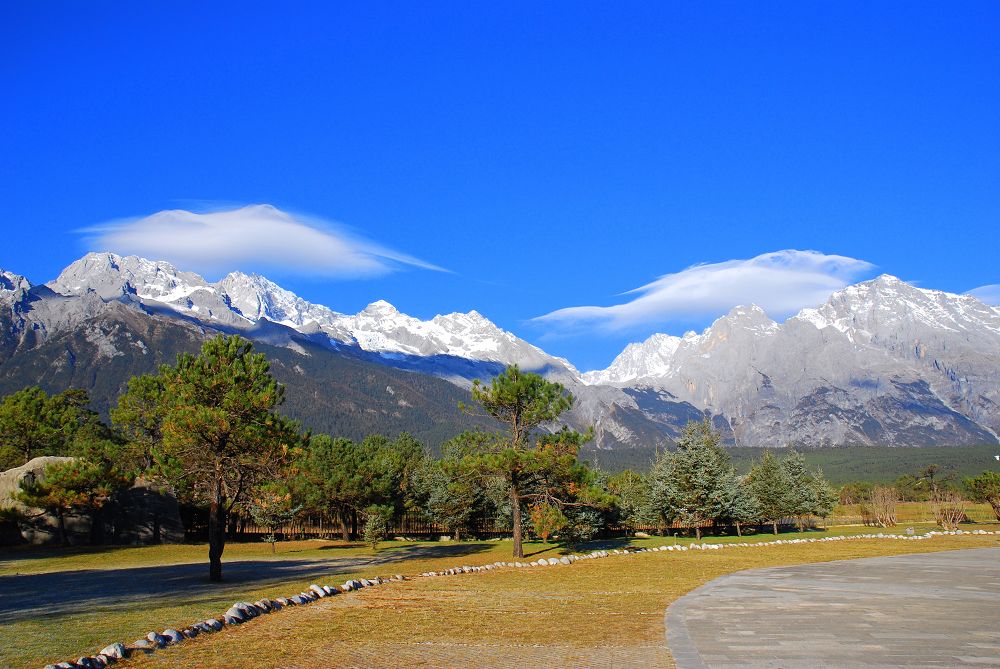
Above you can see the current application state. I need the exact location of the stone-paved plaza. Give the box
[666,547,1000,668]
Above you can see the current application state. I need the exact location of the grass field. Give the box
[3,523,999,669]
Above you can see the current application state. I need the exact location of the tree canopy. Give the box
[113,334,300,581]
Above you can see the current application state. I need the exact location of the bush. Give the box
[363,505,391,550]
[933,492,967,531]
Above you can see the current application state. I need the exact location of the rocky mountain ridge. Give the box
[2,253,998,449]
[585,275,1000,447]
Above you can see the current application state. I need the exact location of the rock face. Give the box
[585,277,1000,447]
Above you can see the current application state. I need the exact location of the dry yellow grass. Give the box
[123,530,1000,669]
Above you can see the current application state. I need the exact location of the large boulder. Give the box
[0,459,184,546]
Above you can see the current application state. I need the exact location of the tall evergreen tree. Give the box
[648,420,736,539]
[782,450,816,531]
[726,475,761,537]
[413,433,488,540]
[461,365,605,558]
[748,450,792,535]
[811,469,839,527]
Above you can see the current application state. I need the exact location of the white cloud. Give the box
[81,204,446,278]
[535,249,875,331]
[968,284,1000,306]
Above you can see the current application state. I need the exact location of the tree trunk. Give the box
[339,510,350,542]
[511,487,523,558]
[771,520,778,535]
[57,509,69,546]
[208,477,226,582]
[695,526,701,540]
[453,528,461,541]
[89,506,105,545]
[735,521,742,537]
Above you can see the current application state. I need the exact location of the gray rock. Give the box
[145,632,167,648]
[559,556,571,565]
[99,644,127,660]
[161,629,184,644]
[225,606,246,622]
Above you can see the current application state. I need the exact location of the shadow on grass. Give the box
[0,542,494,623]
[0,543,156,565]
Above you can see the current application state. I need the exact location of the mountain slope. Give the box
[585,276,1000,447]
[3,254,999,450]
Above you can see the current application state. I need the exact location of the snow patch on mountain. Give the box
[44,252,577,375]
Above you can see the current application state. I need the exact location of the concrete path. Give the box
[666,547,1000,668]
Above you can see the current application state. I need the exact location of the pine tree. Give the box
[782,450,816,531]
[16,458,126,545]
[648,420,734,540]
[461,365,607,558]
[811,469,839,528]
[748,450,792,535]
[113,334,299,581]
[726,475,761,537]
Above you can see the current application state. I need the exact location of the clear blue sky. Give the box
[2,3,998,371]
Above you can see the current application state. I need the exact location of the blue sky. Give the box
[2,3,998,371]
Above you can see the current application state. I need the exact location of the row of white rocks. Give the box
[41,574,407,669]
[41,529,998,668]
[416,528,999,576]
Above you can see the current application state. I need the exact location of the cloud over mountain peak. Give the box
[80,204,446,280]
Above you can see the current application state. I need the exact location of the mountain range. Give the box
[2,252,998,452]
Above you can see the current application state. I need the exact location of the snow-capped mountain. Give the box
[46,252,578,378]
[0,270,31,295]
[3,253,999,449]
[584,275,1000,446]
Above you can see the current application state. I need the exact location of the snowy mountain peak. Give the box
[361,299,399,316]
[49,252,214,303]
[36,253,580,378]
[582,332,684,386]
[0,269,31,293]
[723,304,775,324]
[216,271,341,327]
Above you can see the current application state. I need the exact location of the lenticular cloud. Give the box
[967,284,1000,306]
[535,249,875,331]
[81,204,445,279]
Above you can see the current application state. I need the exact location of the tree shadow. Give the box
[0,542,494,624]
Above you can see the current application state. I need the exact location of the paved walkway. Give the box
[665,547,1000,668]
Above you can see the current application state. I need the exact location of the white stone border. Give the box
[40,529,999,668]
